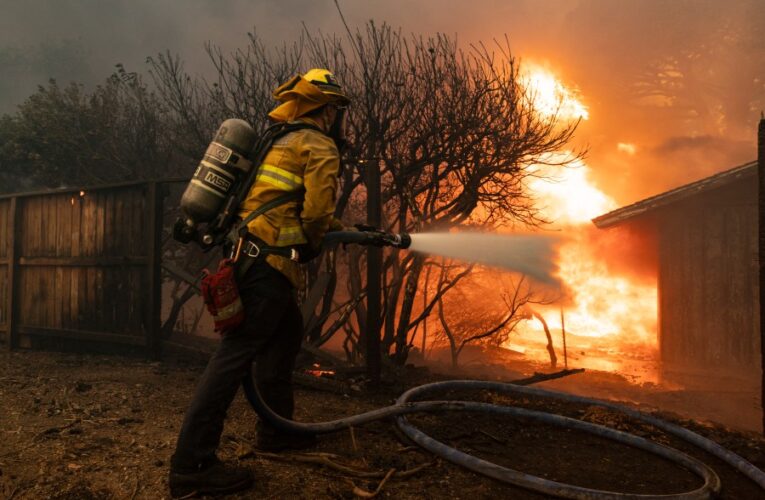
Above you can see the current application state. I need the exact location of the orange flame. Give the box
[528,156,616,225]
[523,64,589,121]
[511,66,658,380]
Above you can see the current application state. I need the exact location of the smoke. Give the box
[546,0,765,203]
[0,38,96,113]
[0,0,328,113]
[1,0,763,202]
[581,225,658,283]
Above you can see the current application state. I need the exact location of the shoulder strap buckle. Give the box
[241,239,262,258]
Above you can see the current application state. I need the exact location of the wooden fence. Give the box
[0,181,163,357]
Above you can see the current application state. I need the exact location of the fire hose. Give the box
[231,231,765,498]
[243,374,765,499]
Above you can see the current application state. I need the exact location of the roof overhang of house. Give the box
[592,161,757,229]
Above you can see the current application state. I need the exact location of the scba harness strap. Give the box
[226,120,325,272]
[226,187,305,280]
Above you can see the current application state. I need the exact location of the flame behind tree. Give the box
[429,64,659,373]
[427,64,591,369]
[509,67,659,375]
[297,26,583,363]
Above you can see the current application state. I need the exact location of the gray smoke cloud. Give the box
[1,0,763,203]
[0,0,330,112]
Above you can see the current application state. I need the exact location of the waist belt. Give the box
[228,191,305,279]
[240,235,298,260]
[234,234,298,279]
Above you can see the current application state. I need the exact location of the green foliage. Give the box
[0,67,180,193]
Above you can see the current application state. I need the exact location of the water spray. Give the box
[324,230,559,283]
[408,232,559,284]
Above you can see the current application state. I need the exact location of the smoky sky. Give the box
[1,0,764,205]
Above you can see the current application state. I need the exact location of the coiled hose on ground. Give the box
[242,371,765,499]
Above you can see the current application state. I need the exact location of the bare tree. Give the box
[435,266,537,369]
[521,309,558,369]
[303,24,581,363]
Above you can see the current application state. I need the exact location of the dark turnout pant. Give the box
[171,262,303,472]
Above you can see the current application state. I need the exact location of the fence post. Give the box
[758,113,764,434]
[146,182,163,359]
[366,158,382,388]
[6,197,19,350]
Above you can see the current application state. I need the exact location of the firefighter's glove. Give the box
[294,243,321,263]
[366,232,390,247]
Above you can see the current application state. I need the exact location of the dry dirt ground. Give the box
[1,350,764,499]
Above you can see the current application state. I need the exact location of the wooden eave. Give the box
[592,161,757,229]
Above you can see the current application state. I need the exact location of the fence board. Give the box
[82,191,95,257]
[146,182,162,358]
[96,191,105,256]
[5,183,164,354]
[44,194,55,256]
[6,197,18,349]
[18,326,146,346]
[18,257,147,266]
[0,199,8,259]
[0,199,9,337]
[56,194,71,257]
[0,267,7,327]
[115,192,125,253]
[71,193,82,256]
[104,191,114,255]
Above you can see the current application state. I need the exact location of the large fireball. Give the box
[507,65,658,377]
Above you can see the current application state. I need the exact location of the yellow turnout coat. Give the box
[237,116,343,289]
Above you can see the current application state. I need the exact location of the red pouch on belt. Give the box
[200,258,245,334]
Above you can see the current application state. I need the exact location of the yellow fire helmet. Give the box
[269,68,350,122]
[302,68,350,105]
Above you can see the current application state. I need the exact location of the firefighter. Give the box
[169,68,350,498]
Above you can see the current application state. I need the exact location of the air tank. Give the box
[180,119,258,224]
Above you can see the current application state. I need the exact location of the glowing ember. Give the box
[306,364,336,378]
[617,143,638,155]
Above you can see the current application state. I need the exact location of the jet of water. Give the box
[408,232,560,284]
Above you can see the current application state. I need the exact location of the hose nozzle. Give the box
[386,232,411,249]
[366,230,411,248]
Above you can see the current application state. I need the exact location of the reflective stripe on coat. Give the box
[237,118,343,289]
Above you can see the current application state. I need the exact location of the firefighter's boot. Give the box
[169,460,254,498]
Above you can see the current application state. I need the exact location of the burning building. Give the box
[592,118,765,396]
